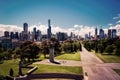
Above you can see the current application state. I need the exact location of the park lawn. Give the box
[0,59,29,76]
[114,69,120,75]
[55,52,81,61]
[95,53,120,63]
[31,64,83,75]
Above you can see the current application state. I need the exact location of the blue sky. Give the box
[0,0,120,28]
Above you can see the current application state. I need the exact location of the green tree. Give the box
[105,45,114,55]
[20,41,40,62]
[40,41,49,58]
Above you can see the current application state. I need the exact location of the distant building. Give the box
[36,30,42,41]
[33,27,37,40]
[112,29,117,38]
[1,37,12,49]
[99,28,104,39]
[1,37,20,49]
[23,23,28,41]
[94,28,98,40]
[56,32,68,41]
[4,31,9,37]
[10,32,14,39]
[23,23,28,32]
[108,29,112,39]
[47,19,52,39]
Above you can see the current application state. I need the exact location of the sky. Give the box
[0,0,120,37]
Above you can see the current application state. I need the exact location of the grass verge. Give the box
[0,59,29,76]
[31,64,82,75]
[113,69,120,75]
[95,53,120,63]
[55,52,81,61]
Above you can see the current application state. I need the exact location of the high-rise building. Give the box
[10,32,14,39]
[23,23,28,32]
[4,31,9,37]
[99,28,104,39]
[108,29,112,38]
[15,32,19,39]
[33,27,37,40]
[23,23,28,41]
[47,19,52,39]
[36,30,42,41]
[95,28,98,40]
[56,32,68,41]
[112,29,117,38]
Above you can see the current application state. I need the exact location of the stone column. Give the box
[49,42,54,62]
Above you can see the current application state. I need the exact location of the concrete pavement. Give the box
[81,46,120,80]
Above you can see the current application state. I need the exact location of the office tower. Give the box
[108,29,112,39]
[36,30,41,41]
[99,28,104,39]
[95,28,97,40]
[33,27,37,40]
[10,32,14,39]
[4,31,9,37]
[47,19,52,39]
[56,32,68,41]
[23,23,28,32]
[112,29,117,38]
[15,32,19,39]
[23,23,28,41]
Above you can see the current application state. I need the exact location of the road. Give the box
[81,46,120,80]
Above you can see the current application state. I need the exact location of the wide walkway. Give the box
[34,46,120,80]
[81,46,120,80]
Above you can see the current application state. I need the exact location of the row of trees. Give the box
[61,40,82,53]
[0,38,82,62]
[83,38,120,56]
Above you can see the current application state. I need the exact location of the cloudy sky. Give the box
[0,0,120,37]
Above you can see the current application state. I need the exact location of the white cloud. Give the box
[0,24,22,36]
[108,23,113,26]
[109,24,120,36]
[113,14,120,19]
[116,20,120,23]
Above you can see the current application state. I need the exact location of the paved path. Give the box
[34,46,120,80]
[81,46,120,80]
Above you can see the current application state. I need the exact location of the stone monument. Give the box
[49,42,54,62]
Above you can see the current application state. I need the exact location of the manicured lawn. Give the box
[31,64,83,75]
[0,59,29,76]
[55,52,81,61]
[95,53,120,63]
[114,69,120,75]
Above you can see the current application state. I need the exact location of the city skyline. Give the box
[0,0,120,37]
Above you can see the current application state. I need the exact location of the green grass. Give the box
[114,69,120,75]
[0,59,29,76]
[95,53,120,63]
[55,52,81,61]
[31,64,82,75]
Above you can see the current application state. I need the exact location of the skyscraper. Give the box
[95,28,98,40]
[23,23,28,32]
[108,29,112,38]
[112,29,117,38]
[23,23,28,41]
[99,28,104,39]
[47,19,52,39]
[4,31,9,37]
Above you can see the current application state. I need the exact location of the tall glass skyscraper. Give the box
[47,19,52,39]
